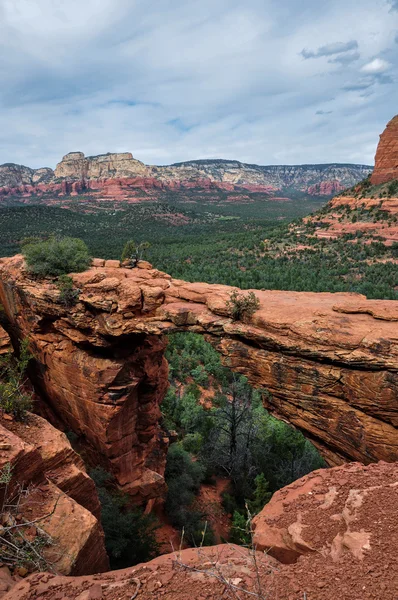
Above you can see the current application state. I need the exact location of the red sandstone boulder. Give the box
[103,259,120,269]
[0,414,108,577]
[91,258,105,268]
[253,461,398,564]
[136,260,153,270]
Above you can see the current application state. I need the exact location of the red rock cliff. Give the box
[0,256,397,491]
[371,115,398,185]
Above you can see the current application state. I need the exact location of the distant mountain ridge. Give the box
[0,151,372,205]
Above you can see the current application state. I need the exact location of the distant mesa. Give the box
[0,147,372,204]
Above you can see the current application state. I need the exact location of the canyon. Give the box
[1,256,397,598]
[1,116,398,599]
[0,152,371,207]
[0,256,397,497]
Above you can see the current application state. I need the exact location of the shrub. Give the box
[121,240,151,266]
[190,365,209,387]
[226,291,260,321]
[0,463,55,572]
[90,467,158,569]
[0,339,32,421]
[230,511,251,546]
[56,275,80,307]
[387,180,398,197]
[181,432,203,454]
[164,445,214,545]
[22,236,91,277]
[247,473,272,515]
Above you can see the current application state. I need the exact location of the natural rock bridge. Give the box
[0,255,397,503]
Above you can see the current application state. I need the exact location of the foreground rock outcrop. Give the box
[0,256,397,501]
[0,412,108,577]
[4,460,398,599]
[371,115,398,185]
[253,461,398,564]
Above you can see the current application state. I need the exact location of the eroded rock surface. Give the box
[0,412,108,577]
[253,461,398,563]
[0,256,397,500]
[0,324,11,355]
[4,461,398,600]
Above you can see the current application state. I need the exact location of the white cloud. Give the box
[361,58,391,73]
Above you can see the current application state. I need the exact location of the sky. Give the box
[0,0,397,169]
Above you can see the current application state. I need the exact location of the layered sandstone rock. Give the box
[0,324,11,355]
[0,256,170,503]
[0,151,371,202]
[54,152,149,180]
[371,115,398,185]
[0,256,397,497]
[4,461,398,600]
[0,413,108,576]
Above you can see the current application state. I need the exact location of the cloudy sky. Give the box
[0,0,397,169]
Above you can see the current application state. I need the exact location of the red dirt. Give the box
[194,478,231,544]
[152,505,186,556]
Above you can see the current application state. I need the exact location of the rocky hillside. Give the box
[282,115,398,246]
[0,151,371,205]
[168,159,371,194]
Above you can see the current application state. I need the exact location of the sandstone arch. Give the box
[0,255,397,504]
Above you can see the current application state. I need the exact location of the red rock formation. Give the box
[0,150,371,204]
[0,256,170,504]
[2,545,279,600]
[371,115,398,185]
[252,461,398,595]
[4,461,398,599]
[0,324,11,355]
[0,413,109,576]
[303,192,398,244]
[307,180,347,196]
[0,255,397,496]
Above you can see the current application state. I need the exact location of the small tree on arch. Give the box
[121,240,151,267]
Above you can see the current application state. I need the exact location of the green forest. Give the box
[162,332,324,547]
[0,192,396,299]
